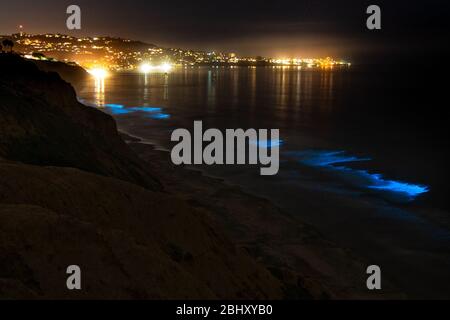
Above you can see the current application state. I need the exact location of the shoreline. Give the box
[0,55,284,299]
[115,115,450,299]
[119,131,404,299]
[3,54,447,299]
[32,56,438,298]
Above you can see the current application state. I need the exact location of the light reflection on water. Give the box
[81,69,436,217]
[77,68,449,298]
[94,77,105,106]
[86,69,430,203]
[89,67,337,119]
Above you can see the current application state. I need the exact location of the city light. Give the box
[139,62,173,73]
[139,63,153,73]
[87,68,109,78]
[160,63,172,73]
[11,33,351,71]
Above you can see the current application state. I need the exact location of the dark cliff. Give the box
[0,54,283,299]
[0,54,160,191]
[32,59,89,85]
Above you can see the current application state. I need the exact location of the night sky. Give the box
[1,0,449,61]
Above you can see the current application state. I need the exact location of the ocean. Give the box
[77,65,450,298]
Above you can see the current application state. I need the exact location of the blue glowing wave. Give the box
[250,139,284,149]
[148,113,171,119]
[130,106,163,113]
[104,104,124,108]
[297,150,370,166]
[104,104,133,115]
[291,150,429,201]
[103,104,170,119]
[368,179,429,196]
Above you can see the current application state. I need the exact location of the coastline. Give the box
[93,67,450,299]
[120,131,404,299]
[1,55,285,299]
[0,54,405,299]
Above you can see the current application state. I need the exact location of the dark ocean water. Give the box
[77,66,450,298]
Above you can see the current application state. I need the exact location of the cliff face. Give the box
[0,55,160,191]
[0,162,282,299]
[0,55,283,299]
[32,59,89,85]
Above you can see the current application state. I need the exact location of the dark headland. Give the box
[0,54,402,299]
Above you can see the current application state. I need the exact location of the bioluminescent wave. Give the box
[103,104,170,119]
[368,179,429,197]
[290,150,429,201]
[250,139,284,149]
[104,103,124,108]
[104,103,133,115]
[297,150,371,166]
[130,106,163,113]
[148,113,171,119]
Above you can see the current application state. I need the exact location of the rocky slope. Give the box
[0,162,282,299]
[0,54,160,191]
[32,59,89,85]
[0,54,283,299]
